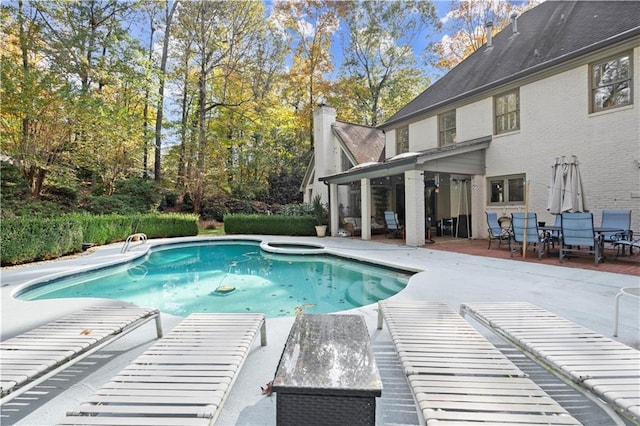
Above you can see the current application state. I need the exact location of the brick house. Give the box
[302,1,639,246]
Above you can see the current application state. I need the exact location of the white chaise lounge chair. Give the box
[460,302,640,424]
[58,312,266,426]
[377,300,580,425]
[1,305,162,404]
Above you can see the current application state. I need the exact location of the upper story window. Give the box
[494,89,519,134]
[591,52,632,112]
[341,150,352,171]
[488,174,525,205]
[438,110,456,146]
[396,126,409,154]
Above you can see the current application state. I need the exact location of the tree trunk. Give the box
[143,21,154,179]
[155,1,177,183]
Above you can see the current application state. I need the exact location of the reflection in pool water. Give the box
[17,241,411,318]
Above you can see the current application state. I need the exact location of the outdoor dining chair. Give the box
[486,211,511,249]
[560,212,604,266]
[545,214,562,249]
[510,212,548,259]
[600,209,632,243]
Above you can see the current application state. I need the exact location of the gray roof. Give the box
[332,121,385,164]
[382,0,640,128]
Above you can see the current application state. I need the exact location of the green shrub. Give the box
[2,213,199,265]
[278,202,314,216]
[200,195,270,221]
[132,214,198,238]
[1,199,67,218]
[79,194,138,215]
[1,216,83,265]
[224,214,316,236]
[0,161,30,201]
[114,178,161,212]
[76,213,134,244]
[77,213,199,244]
[42,185,78,208]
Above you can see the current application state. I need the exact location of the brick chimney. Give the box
[312,105,337,203]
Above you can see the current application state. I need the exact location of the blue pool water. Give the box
[17,241,411,318]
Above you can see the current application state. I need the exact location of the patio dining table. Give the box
[539,225,625,236]
[539,226,626,258]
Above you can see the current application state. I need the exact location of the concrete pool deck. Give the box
[1,235,639,425]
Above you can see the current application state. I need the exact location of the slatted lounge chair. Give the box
[460,302,640,424]
[614,287,640,337]
[377,300,580,425]
[58,312,266,426]
[1,305,162,404]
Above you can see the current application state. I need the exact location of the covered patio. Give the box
[319,137,491,247]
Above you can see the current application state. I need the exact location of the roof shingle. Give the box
[382,1,640,127]
[332,121,385,164]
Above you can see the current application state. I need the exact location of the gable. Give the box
[382,1,640,128]
[332,121,385,164]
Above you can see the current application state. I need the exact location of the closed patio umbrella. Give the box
[547,155,588,214]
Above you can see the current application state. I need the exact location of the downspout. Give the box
[323,180,331,235]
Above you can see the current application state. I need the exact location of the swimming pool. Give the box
[16,241,411,318]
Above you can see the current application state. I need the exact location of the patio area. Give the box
[420,235,640,276]
[1,235,638,425]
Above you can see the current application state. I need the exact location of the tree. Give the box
[427,0,539,72]
[340,0,440,126]
[21,0,150,195]
[1,1,76,197]
[154,0,178,183]
[173,0,282,212]
[273,1,349,147]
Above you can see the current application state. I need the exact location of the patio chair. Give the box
[486,211,511,248]
[509,212,548,259]
[461,302,640,424]
[600,209,633,245]
[384,211,404,238]
[560,212,604,266]
[377,300,580,425]
[59,313,266,426]
[611,237,640,258]
[0,305,162,404]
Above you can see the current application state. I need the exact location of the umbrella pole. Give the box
[523,180,530,258]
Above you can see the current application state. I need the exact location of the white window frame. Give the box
[590,52,632,113]
[494,89,520,134]
[396,126,409,154]
[438,110,456,146]
[488,174,526,206]
[341,150,352,172]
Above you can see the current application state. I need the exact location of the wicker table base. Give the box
[273,314,382,426]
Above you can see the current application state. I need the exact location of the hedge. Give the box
[1,213,199,266]
[1,216,83,265]
[223,214,317,236]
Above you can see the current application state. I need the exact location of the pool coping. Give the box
[2,235,638,425]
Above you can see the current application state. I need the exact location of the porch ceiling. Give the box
[319,136,491,185]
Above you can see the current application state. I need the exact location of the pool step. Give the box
[378,278,407,294]
[345,280,397,306]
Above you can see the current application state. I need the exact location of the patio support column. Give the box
[361,178,372,240]
[329,183,339,236]
[405,170,426,246]
[471,175,483,239]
